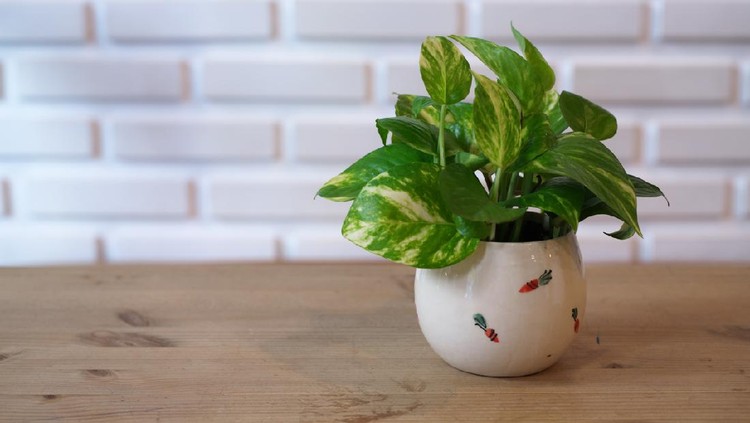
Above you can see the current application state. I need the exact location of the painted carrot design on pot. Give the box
[572,307,580,333]
[473,313,499,343]
[518,269,552,293]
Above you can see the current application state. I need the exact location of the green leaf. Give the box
[439,163,527,223]
[395,94,440,125]
[375,116,437,156]
[511,24,555,91]
[544,90,568,135]
[396,95,476,153]
[559,91,617,140]
[452,151,489,171]
[446,102,477,152]
[629,174,669,205]
[412,96,438,117]
[509,113,555,172]
[524,133,640,235]
[342,163,479,268]
[605,222,636,240]
[473,73,523,169]
[503,177,585,231]
[454,215,491,239]
[420,36,472,105]
[450,35,544,113]
[317,144,431,201]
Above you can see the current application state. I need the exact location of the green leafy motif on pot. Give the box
[317,25,666,268]
[473,313,499,343]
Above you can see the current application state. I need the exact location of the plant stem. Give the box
[489,167,503,241]
[511,172,535,242]
[505,173,519,201]
[437,104,447,167]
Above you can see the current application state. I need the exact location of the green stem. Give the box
[437,104,447,167]
[505,173,519,202]
[511,172,535,242]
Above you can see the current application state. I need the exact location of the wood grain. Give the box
[0,263,748,422]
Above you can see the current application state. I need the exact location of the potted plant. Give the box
[317,26,667,377]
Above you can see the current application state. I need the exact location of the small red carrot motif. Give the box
[519,269,552,293]
[473,313,499,343]
[572,307,580,333]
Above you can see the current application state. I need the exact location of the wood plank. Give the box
[0,264,748,421]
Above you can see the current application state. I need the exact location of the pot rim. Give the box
[478,229,576,248]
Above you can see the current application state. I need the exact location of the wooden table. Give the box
[1,264,748,422]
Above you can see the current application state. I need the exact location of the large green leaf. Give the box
[438,163,527,223]
[629,174,669,205]
[503,177,585,230]
[342,163,479,268]
[375,116,434,153]
[524,133,640,235]
[446,102,477,152]
[473,73,522,169]
[559,91,617,140]
[579,200,637,240]
[509,113,555,172]
[512,24,555,91]
[420,36,472,105]
[544,90,567,134]
[395,94,440,125]
[450,35,544,113]
[317,144,430,201]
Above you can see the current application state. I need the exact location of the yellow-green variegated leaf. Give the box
[503,177,585,231]
[420,36,472,105]
[559,91,617,140]
[317,144,430,201]
[544,90,568,135]
[450,35,544,113]
[524,133,641,236]
[511,24,555,91]
[473,73,522,169]
[342,163,479,268]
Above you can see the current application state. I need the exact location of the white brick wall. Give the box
[0,0,747,266]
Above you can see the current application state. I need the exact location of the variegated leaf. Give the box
[512,24,555,91]
[420,36,472,105]
[439,163,527,223]
[559,91,617,140]
[524,133,641,235]
[395,94,440,125]
[317,144,430,201]
[509,113,555,172]
[473,73,523,169]
[503,177,585,231]
[544,90,568,135]
[629,174,669,205]
[342,163,479,268]
[450,35,544,113]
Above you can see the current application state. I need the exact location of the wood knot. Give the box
[42,395,59,401]
[397,379,427,393]
[117,309,150,327]
[78,331,173,348]
[603,362,632,369]
[84,369,116,378]
[0,353,9,362]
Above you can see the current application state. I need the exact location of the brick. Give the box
[107,226,276,263]
[208,171,349,219]
[110,117,276,161]
[0,117,93,158]
[0,225,97,266]
[573,60,736,104]
[296,0,460,40]
[607,121,640,164]
[288,116,380,162]
[663,0,750,41]
[15,58,184,101]
[106,0,271,42]
[23,173,190,218]
[283,226,384,261]
[203,58,368,102]
[647,224,750,262]
[657,119,750,164]
[0,2,87,43]
[635,172,727,218]
[481,0,644,42]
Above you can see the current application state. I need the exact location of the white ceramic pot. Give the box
[414,231,586,377]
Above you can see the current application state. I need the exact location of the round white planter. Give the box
[414,231,586,377]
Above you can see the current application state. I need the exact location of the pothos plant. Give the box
[317,26,667,269]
